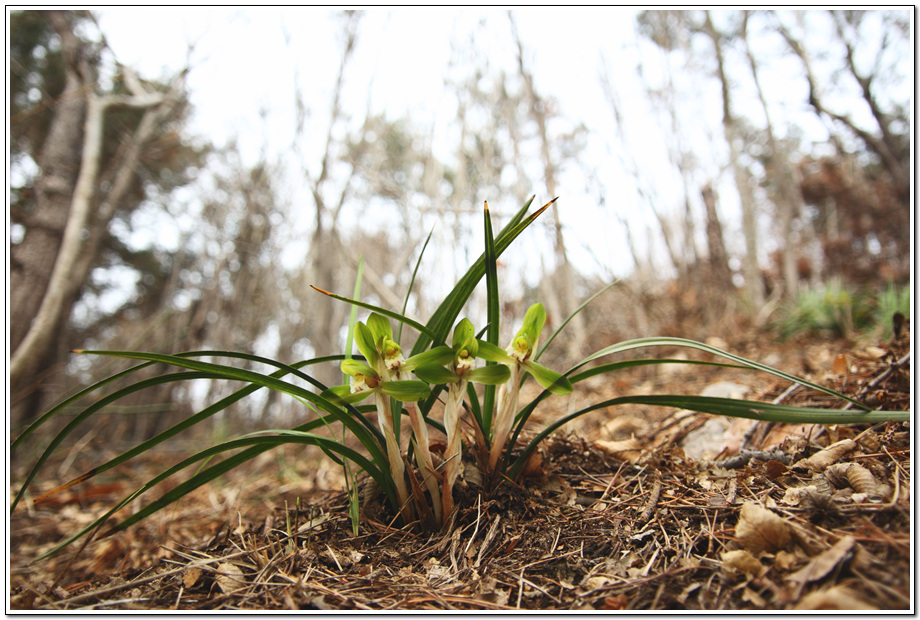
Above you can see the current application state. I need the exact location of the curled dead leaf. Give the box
[735,502,791,555]
[793,439,856,472]
[824,462,881,497]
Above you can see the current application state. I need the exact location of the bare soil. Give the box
[9,327,912,611]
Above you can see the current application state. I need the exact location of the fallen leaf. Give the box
[603,594,628,610]
[721,549,767,577]
[595,438,642,463]
[796,585,875,610]
[735,502,792,555]
[832,353,848,375]
[215,562,246,594]
[793,439,856,472]
[183,567,202,589]
[787,536,855,588]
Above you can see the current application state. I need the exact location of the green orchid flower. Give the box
[323,314,441,522]
[331,313,458,523]
[413,318,510,521]
[479,303,573,470]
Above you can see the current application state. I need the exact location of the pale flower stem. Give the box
[442,380,466,520]
[375,395,412,521]
[406,401,441,523]
[489,364,521,470]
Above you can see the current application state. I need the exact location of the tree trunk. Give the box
[704,11,764,308]
[741,11,802,299]
[10,12,181,428]
[510,15,585,358]
[701,184,733,292]
[10,11,86,357]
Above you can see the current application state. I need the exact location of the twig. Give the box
[844,352,911,410]
[638,478,662,524]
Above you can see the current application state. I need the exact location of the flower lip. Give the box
[382,339,406,371]
[508,335,532,362]
[350,373,377,393]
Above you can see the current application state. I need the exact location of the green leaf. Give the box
[571,336,869,410]
[410,195,544,357]
[535,280,618,362]
[379,380,431,402]
[467,365,512,385]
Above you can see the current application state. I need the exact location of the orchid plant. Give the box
[11,196,909,558]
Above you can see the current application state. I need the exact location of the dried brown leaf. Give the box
[735,502,792,555]
[215,562,246,594]
[795,585,875,610]
[721,549,767,577]
[595,438,642,463]
[787,536,855,588]
[182,567,202,589]
[794,439,856,472]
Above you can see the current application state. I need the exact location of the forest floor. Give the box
[8,324,913,611]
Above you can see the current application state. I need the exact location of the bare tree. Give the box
[10,11,190,427]
[700,11,765,308]
[739,10,805,300]
[508,14,587,356]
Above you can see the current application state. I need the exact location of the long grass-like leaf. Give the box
[571,337,868,409]
[397,228,433,345]
[11,361,158,452]
[410,196,548,357]
[481,201,500,436]
[534,280,617,362]
[508,394,909,479]
[311,286,439,346]
[60,350,390,475]
[36,430,389,561]
[12,371,217,514]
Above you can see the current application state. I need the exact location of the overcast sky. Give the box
[89,8,910,292]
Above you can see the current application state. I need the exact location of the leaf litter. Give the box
[9,330,911,610]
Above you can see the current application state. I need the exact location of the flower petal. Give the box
[322,384,373,405]
[467,364,511,385]
[403,345,454,371]
[475,340,515,364]
[353,322,379,367]
[524,361,573,395]
[412,363,458,385]
[379,379,432,402]
[341,359,377,378]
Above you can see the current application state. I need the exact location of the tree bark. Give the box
[10,19,180,427]
[10,11,87,355]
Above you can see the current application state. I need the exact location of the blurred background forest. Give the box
[8,9,911,445]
